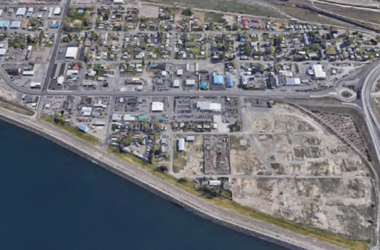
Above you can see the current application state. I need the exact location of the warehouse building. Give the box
[16,8,26,17]
[10,21,21,29]
[312,64,327,80]
[65,47,79,59]
[196,101,222,112]
[151,102,164,112]
[177,138,185,152]
[213,75,224,85]
[77,124,89,133]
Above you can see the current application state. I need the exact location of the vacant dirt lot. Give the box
[174,135,204,175]
[232,177,374,240]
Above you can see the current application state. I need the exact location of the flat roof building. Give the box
[196,101,222,112]
[173,79,180,88]
[10,21,21,29]
[213,75,224,85]
[312,64,327,80]
[65,47,79,59]
[177,138,185,152]
[0,48,6,56]
[186,79,195,86]
[53,7,61,15]
[151,102,164,112]
[16,8,26,17]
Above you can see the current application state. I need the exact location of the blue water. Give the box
[0,120,285,250]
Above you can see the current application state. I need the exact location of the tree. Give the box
[122,133,133,145]
[83,15,91,27]
[258,63,265,73]
[38,30,44,46]
[182,7,193,16]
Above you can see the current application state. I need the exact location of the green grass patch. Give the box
[106,145,369,250]
[40,114,100,146]
[173,150,186,173]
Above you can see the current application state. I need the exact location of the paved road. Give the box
[42,0,72,91]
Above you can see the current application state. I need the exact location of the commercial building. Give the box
[16,8,26,17]
[113,0,124,3]
[151,102,164,112]
[213,75,224,85]
[123,115,136,121]
[177,138,185,152]
[185,79,195,86]
[65,47,79,59]
[226,75,233,88]
[196,101,222,112]
[186,136,195,142]
[53,7,61,15]
[176,69,183,76]
[0,48,6,56]
[112,113,119,122]
[23,71,34,76]
[312,64,327,80]
[173,79,180,88]
[10,21,21,29]
[30,82,41,88]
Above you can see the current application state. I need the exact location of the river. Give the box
[0,120,286,250]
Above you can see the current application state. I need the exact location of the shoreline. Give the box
[0,109,345,250]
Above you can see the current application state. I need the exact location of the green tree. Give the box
[38,30,44,46]
[122,133,133,145]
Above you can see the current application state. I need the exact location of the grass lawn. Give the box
[173,150,186,173]
[40,114,100,146]
[106,146,368,250]
[71,12,85,22]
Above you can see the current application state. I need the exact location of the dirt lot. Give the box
[232,177,374,240]
[230,136,267,175]
[140,5,159,18]
[174,135,204,175]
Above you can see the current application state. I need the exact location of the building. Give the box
[176,69,183,76]
[0,48,6,56]
[151,102,164,112]
[112,113,119,122]
[23,71,34,76]
[177,138,185,152]
[312,64,327,80]
[65,47,79,59]
[30,82,41,88]
[196,101,222,112]
[213,75,224,85]
[57,76,64,85]
[209,180,221,186]
[186,79,195,86]
[113,0,124,3]
[16,8,26,17]
[186,136,195,142]
[226,75,233,88]
[7,68,20,75]
[173,79,180,88]
[22,19,29,29]
[123,115,136,121]
[10,21,21,29]
[77,124,89,133]
[53,7,61,15]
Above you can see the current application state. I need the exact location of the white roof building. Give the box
[53,7,61,15]
[312,64,327,80]
[30,82,41,88]
[65,47,79,59]
[16,8,26,16]
[23,71,34,76]
[10,21,21,29]
[123,115,136,121]
[113,0,124,3]
[57,76,64,85]
[176,69,183,76]
[186,79,195,86]
[196,101,222,112]
[0,48,6,56]
[177,138,185,152]
[173,79,180,88]
[151,102,164,112]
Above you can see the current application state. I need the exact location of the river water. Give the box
[0,120,285,250]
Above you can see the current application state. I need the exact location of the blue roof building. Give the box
[92,111,100,117]
[50,24,59,28]
[200,81,208,90]
[213,75,224,85]
[226,75,233,88]
[77,124,89,133]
